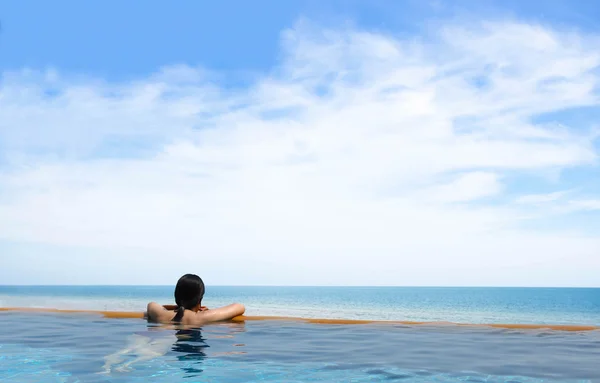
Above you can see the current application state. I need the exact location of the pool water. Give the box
[1,312,599,382]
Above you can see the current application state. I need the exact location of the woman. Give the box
[146,274,245,325]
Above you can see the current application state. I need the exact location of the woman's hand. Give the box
[200,306,209,311]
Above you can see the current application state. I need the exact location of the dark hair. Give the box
[172,274,205,322]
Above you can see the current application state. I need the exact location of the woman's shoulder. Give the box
[147,301,164,314]
[147,302,174,323]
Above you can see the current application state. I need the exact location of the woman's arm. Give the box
[192,303,245,325]
[163,304,209,311]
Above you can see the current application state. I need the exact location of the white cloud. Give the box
[565,199,600,211]
[515,191,570,204]
[514,192,600,217]
[0,19,599,286]
[418,172,502,203]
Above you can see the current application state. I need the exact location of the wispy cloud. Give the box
[0,19,599,285]
[565,199,600,211]
[515,191,571,205]
[419,172,502,203]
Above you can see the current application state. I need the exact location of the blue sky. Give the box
[3,0,599,79]
[0,0,599,286]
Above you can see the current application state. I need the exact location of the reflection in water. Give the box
[100,323,246,377]
[100,332,174,374]
[172,329,209,377]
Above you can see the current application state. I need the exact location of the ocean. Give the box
[1,285,599,325]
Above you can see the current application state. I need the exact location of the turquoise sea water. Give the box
[0,286,599,324]
[1,312,599,382]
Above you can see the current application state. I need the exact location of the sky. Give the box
[0,0,599,286]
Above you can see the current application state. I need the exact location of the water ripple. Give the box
[0,312,599,382]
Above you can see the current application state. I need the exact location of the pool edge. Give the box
[1,307,598,332]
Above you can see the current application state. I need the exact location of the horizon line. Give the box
[1,285,599,289]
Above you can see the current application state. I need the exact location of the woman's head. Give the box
[174,274,205,311]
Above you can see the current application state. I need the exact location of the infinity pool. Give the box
[1,312,599,382]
